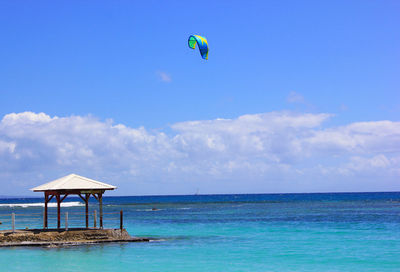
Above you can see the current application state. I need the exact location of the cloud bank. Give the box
[0,111,399,195]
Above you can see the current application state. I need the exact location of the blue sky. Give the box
[0,1,399,195]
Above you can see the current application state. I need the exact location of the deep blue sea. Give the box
[1,192,400,271]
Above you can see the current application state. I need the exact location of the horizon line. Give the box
[1,190,400,199]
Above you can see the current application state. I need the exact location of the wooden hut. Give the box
[31,174,116,229]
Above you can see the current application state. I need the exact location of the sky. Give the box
[0,0,399,196]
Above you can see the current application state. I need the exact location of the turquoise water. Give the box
[1,193,400,271]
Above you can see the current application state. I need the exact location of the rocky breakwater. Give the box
[0,228,150,247]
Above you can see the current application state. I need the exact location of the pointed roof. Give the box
[31,174,117,192]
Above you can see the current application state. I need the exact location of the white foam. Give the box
[136,208,163,212]
[0,201,84,208]
[150,239,166,242]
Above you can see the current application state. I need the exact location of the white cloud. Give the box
[287,91,305,104]
[0,111,399,195]
[156,71,172,82]
[303,121,400,155]
[347,155,392,171]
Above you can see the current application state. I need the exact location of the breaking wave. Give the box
[0,201,84,208]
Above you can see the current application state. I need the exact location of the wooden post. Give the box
[65,212,68,231]
[99,193,103,229]
[44,192,48,229]
[56,194,61,229]
[85,193,89,229]
[120,210,123,230]
[12,213,15,232]
[44,192,55,229]
[94,210,97,228]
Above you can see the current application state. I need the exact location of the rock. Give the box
[0,228,143,246]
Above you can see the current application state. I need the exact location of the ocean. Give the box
[1,192,400,271]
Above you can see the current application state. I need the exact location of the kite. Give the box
[188,35,209,60]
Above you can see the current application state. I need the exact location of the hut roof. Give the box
[31,174,116,192]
